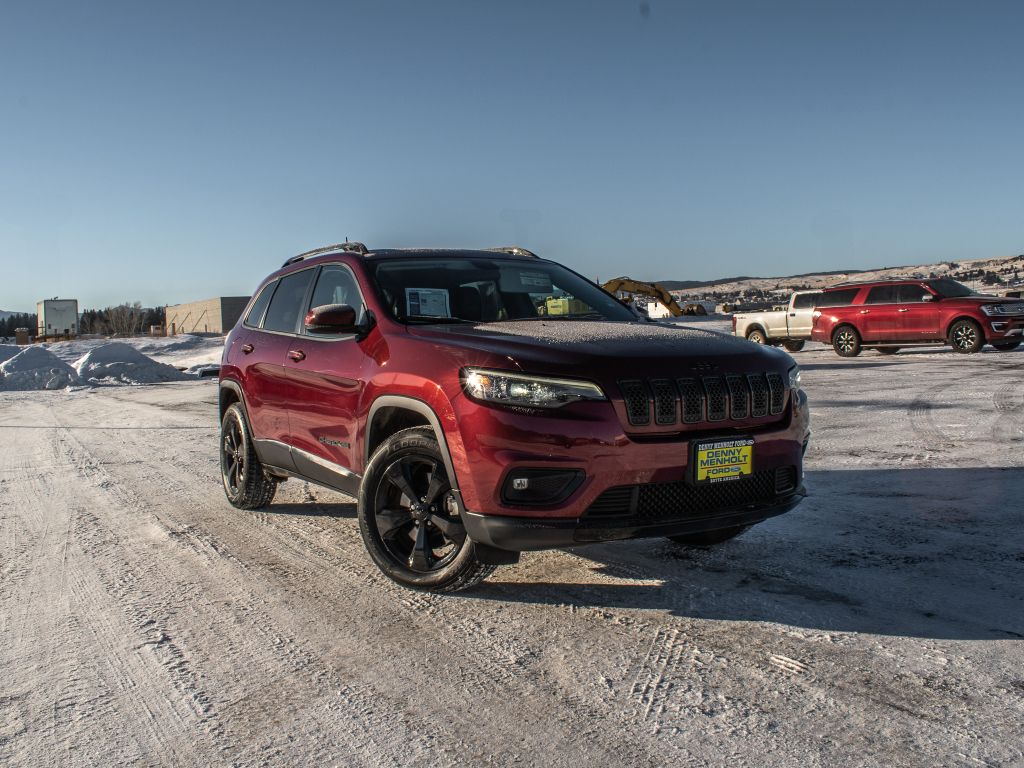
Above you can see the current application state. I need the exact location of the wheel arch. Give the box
[945,315,984,340]
[745,324,767,339]
[831,322,860,341]
[219,379,248,422]
[366,396,461,493]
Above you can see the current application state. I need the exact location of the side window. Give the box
[244,281,277,328]
[792,293,820,309]
[818,288,859,307]
[308,265,365,322]
[865,285,899,304]
[899,284,931,303]
[262,269,315,333]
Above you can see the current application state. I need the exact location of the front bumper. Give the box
[988,319,1024,338]
[463,484,806,551]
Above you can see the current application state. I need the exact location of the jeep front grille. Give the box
[617,373,786,428]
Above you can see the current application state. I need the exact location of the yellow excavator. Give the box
[600,277,707,316]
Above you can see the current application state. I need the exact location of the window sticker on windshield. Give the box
[405,288,451,317]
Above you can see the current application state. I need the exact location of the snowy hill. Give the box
[666,253,1024,299]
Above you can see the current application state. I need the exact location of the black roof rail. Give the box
[485,246,538,259]
[282,241,368,268]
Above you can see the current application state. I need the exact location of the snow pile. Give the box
[0,344,22,364]
[0,346,81,391]
[74,342,192,385]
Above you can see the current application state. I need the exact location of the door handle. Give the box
[288,350,306,362]
[789,313,796,317]
[241,343,254,354]
[897,308,910,312]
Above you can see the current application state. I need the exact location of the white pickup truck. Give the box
[731,290,822,351]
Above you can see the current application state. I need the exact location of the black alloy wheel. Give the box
[949,319,984,354]
[358,427,495,592]
[832,326,862,357]
[374,454,465,573]
[220,403,277,509]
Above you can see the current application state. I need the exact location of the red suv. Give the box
[811,278,1024,357]
[219,243,810,591]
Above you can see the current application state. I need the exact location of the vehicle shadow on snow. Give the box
[467,467,1024,641]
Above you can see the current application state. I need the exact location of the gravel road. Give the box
[2,346,1023,766]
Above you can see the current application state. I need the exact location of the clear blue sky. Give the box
[2,0,1022,310]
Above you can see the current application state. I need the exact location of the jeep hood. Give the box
[407,320,792,376]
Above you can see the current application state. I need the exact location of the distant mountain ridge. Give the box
[0,310,33,321]
[657,253,1023,296]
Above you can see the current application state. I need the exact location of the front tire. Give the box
[668,525,749,547]
[220,403,278,509]
[949,319,984,354]
[832,326,862,357]
[358,427,495,592]
[783,340,805,352]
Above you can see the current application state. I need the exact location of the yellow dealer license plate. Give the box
[693,437,754,484]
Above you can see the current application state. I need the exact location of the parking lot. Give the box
[2,344,1022,766]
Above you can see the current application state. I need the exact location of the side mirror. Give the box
[305,304,359,334]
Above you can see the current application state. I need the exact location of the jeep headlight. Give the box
[788,365,802,393]
[461,368,607,409]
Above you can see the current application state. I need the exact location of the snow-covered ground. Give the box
[1,342,1022,766]
[43,334,226,371]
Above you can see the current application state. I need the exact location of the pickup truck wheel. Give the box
[783,340,805,352]
[832,326,862,357]
[949,319,984,354]
[746,329,767,344]
[358,427,496,592]
[876,347,899,355]
[668,525,749,546]
[220,403,278,509]
[991,340,1020,351]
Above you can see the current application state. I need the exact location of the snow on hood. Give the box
[471,320,767,357]
[0,346,81,391]
[74,342,192,385]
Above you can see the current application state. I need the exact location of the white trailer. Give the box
[37,299,79,338]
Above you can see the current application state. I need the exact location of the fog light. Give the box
[502,469,585,506]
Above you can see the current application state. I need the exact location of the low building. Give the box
[37,298,79,338]
[166,297,251,335]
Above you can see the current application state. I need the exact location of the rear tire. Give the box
[876,347,899,355]
[358,427,495,592]
[832,326,862,357]
[949,319,984,354]
[668,525,749,547]
[992,340,1021,351]
[220,403,278,509]
[783,340,805,352]
[746,329,767,345]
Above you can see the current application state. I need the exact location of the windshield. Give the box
[926,278,976,298]
[371,258,637,324]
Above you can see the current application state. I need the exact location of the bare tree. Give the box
[106,302,145,336]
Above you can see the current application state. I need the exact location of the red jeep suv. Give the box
[811,278,1024,357]
[219,243,810,591]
